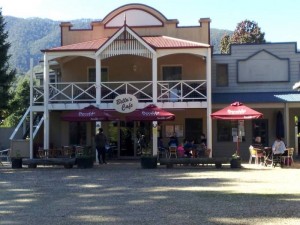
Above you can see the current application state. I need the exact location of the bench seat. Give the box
[22,158,76,168]
[159,157,230,168]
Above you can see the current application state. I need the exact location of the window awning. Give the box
[212,92,300,104]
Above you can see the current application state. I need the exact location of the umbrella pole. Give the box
[236,136,239,155]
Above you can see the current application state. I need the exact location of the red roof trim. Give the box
[42,37,108,52]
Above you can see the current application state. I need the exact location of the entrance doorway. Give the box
[106,121,152,158]
[120,121,134,157]
[185,118,203,144]
[252,119,268,146]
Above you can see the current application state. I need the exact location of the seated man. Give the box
[252,136,264,150]
[183,139,193,157]
[251,136,264,162]
[157,137,167,157]
[272,136,286,155]
[168,133,178,147]
[272,136,286,166]
[197,142,207,157]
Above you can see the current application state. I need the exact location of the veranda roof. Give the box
[43,36,209,52]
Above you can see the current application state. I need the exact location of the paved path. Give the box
[1,160,300,225]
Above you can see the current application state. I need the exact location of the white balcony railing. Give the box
[33,80,207,105]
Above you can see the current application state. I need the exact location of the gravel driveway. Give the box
[1,160,300,225]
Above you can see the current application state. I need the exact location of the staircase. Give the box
[10,107,44,141]
[9,107,44,158]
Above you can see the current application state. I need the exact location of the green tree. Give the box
[4,75,30,127]
[0,9,16,123]
[220,34,231,54]
[220,19,266,54]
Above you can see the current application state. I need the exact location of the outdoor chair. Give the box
[249,147,264,164]
[158,147,167,159]
[201,148,212,166]
[272,154,283,167]
[62,146,74,158]
[38,147,47,158]
[75,146,84,157]
[0,149,10,165]
[204,148,211,158]
[281,148,294,167]
[168,146,177,158]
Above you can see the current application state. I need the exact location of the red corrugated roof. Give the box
[44,36,209,52]
[45,38,108,52]
[142,36,209,49]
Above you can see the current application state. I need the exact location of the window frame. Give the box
[216,64,228,87]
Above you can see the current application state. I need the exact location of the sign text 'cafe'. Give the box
[113,94,138,113]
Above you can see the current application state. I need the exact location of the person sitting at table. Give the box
[158,137,166,149]
[272,136,286,155]
[168,132,178,147]
[183,138,193,157]
[157,137,167,157]
[177,142,185,157]
[252,136,264,150]
[249,136,264,164]
[200,133,207,145]
[197,142,207,157]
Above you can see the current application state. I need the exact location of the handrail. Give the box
[33,116,44,138]
[32,80,207,105]
[0,148,10,162]
[10,107,30,140]
[10,107,44,140]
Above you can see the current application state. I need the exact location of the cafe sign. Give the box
[113,94,138,113]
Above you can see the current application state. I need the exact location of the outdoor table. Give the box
[38,148,48,158]
[48,148,62,158]
[62,146,74,157]
[264,147,272,155]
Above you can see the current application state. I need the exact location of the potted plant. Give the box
[230,152,242,168]
[140,146,157,169]
[11,150,22,169]
[76,146,94,169]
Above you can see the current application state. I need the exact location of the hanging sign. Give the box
[113,94,138,113]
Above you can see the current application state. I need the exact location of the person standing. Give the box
[95,128,108,164]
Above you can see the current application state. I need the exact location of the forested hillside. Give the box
[4,16,231,73]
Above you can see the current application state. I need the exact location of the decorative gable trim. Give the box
[96,25,156,59]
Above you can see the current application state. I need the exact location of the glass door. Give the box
[117,121,134,157]
[106,121,153,158]
[252,119,268,146]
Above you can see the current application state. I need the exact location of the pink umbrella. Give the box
[61,105,117,121]
[211,102,262,120]
[211,102,263,155]
[126,104,175,121]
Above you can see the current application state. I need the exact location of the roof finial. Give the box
[123,13,127,43]
[124,13,127,25]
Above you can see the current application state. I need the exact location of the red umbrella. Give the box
[61,105,117,121]
[126,104,175,121]
[211,102,263,156]
[211,102,263,120]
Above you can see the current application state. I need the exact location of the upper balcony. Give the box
[33,80,207,109]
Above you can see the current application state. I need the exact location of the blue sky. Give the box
[0,0,299,46]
